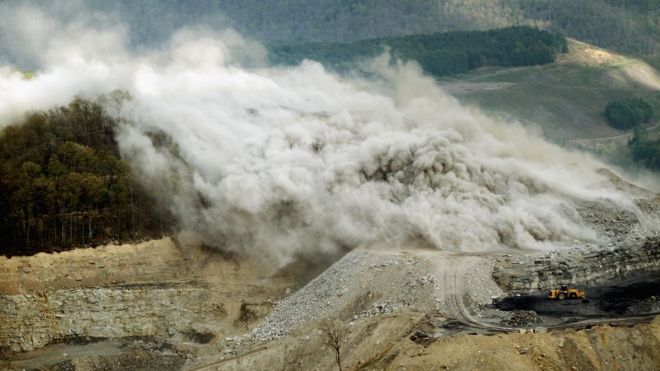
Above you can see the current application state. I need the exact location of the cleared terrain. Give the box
[0,237,296,369]
[440,39,660,143]
[2,170,658,370]
[1,18,660,370]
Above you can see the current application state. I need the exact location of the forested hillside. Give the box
[1,1,657,69]
[629,129,660,170]
[8,0,652,65]
[0,99,170,256]
[268,27,566,77]
[230,0,660,60]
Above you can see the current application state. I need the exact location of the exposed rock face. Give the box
[0,238,293,355]
[0,285,224,353]
[493,237,660,293]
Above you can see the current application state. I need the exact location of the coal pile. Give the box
[493,273,660,322]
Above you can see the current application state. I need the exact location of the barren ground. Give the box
[0,169,658,371]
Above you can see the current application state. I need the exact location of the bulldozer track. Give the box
[438,255,514,332]
[432,253,656,334]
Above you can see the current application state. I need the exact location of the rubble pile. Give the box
[505,310,540,327]
[250,249,441,342]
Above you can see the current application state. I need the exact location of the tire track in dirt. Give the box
[420,251,513,332]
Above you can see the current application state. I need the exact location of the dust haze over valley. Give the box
[1,2,659,371]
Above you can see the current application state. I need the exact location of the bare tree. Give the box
[320,319,347,371]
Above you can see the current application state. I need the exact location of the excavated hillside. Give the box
[2,240,659,371]
[2,250,659,371]
[185,169,660,370]
[2,4,659,370]
[0,236,297,369]
[1,169,658,371]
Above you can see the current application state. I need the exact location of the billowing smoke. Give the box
[0,5,639,266]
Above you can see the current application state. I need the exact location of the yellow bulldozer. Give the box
[548,285,585,300]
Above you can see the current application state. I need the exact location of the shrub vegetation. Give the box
[628,129,660,170]
[604,98,653,130]
[268,26,567,77]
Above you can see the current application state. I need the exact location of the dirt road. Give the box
[570,123,660,148]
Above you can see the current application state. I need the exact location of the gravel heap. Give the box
[577,197,660,245]
[249,247,514,343]
[463,258,506,307]
[250,248,440,342]
[504,310,540,327]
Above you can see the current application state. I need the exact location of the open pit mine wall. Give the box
[492,237,660,294]
[0,285,225,354]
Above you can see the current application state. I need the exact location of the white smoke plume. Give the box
[0,5,638,266]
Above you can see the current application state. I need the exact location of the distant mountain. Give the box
[1,1,658,67]
[79,1,659,63]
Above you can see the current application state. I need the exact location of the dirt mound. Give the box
[250,249,441,342]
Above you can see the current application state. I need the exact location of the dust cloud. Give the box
[0,5,637,266]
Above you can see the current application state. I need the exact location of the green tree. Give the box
[0,98,172,256]
[268,26,566,78]
[629,128,660,170]
[605,98,653,130]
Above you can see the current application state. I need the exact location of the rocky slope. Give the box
[2,171,658,370]
[0,237,293,356]
[493,237,660,294]
[493,181,660,294]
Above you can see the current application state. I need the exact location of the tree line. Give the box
[5,1,657,68]
[268,26,567,77]
[0,98,171,256]
[605,98,653,130]
[41,1,658,64]
[629,129,660,171]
